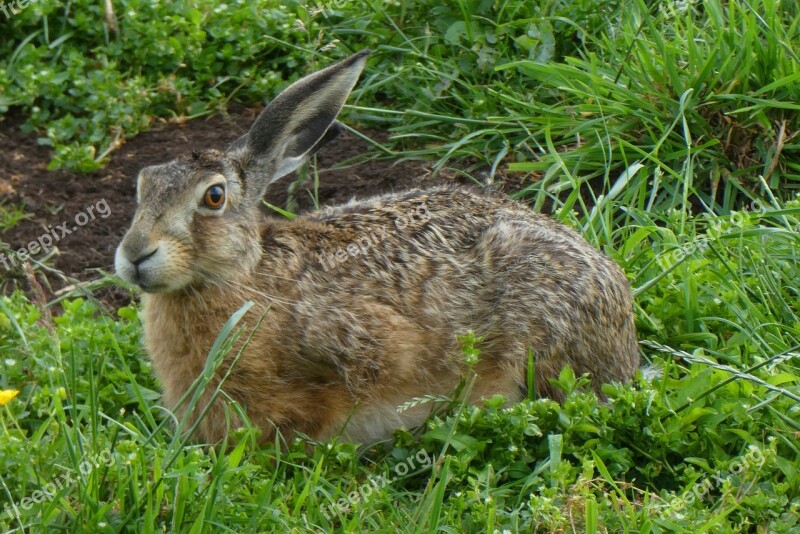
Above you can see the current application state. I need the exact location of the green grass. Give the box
[0,202,32,232]
[2,0,800,531]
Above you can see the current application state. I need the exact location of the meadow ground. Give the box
[1,0,800,532]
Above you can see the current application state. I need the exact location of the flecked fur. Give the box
[115,52,639,444]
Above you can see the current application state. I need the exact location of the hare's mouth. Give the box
[114,244,187,293]
[132,279,169,293]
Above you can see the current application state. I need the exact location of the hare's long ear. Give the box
[230,50,369,199]
[227,120,344,157]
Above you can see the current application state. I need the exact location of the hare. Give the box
[115,51,639,444]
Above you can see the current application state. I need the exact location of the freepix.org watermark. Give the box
[0,198,111,271]
[317,202,431,272]
[661,445,766,516]
[0,0,37,20]
[318,448,434,521]
[310,0,348,18]
[2,448,115,520]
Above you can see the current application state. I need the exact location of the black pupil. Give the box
[208,186,223,205]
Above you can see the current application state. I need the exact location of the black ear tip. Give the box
[350,49,371,62]
[328,121,345,137]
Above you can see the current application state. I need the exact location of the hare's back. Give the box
[266,185,626,333]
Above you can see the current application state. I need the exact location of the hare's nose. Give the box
[131,248,158,269]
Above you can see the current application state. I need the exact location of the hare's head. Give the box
[115,51,369,293]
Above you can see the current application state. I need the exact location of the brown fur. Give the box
[115,52,639,444]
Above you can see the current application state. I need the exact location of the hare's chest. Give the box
[140,295,221,409]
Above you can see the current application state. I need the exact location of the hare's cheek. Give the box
[153,242,196,288]
[192,217,260,271]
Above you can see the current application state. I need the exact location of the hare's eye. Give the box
[204,185,225,209]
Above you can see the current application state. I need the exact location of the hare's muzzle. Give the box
[115,226,175,293]
[115,238,156,291]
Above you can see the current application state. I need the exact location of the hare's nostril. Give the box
[131,248,158,267]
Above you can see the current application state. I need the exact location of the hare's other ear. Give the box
[232,50,369,198]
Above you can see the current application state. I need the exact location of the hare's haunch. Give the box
[116,51,639,443]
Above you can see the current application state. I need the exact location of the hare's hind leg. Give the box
[470,352,529,404]
[474,218,639,399]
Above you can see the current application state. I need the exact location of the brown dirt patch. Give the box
[0,106,526,310]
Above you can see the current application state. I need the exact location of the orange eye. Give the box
[204,185,225,209]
